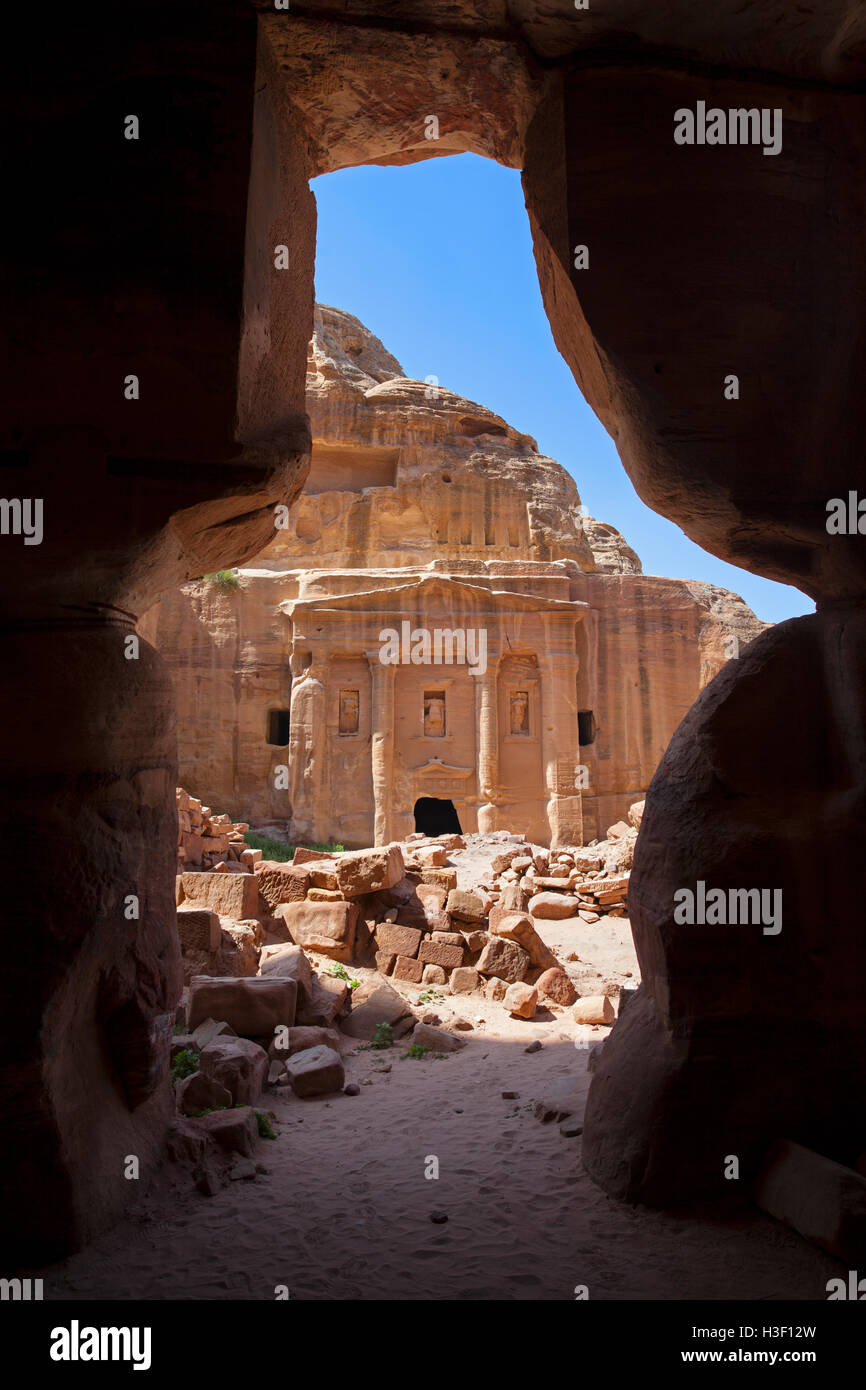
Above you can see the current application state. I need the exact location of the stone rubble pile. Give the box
[166,792,644,1191]
[176,786,258,872]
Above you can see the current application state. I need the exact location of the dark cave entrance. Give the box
[413,797,462,836]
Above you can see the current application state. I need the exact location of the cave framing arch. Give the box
[5,0,866,1259]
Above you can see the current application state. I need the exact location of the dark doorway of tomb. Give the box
[414,797,462,836]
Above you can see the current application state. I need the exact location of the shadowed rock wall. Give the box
[5,0,864,1256]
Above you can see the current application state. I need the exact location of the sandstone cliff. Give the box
[142,305,768,841]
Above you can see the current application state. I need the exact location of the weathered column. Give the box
[287,655,327,843]
[367,652,396,846]
[539,622,583,850]
[474,665,500,834]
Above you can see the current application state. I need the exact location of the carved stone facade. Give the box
[143,307,767,848]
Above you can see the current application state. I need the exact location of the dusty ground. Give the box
[37,838,841,1301]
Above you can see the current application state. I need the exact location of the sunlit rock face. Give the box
[143,306,766,850]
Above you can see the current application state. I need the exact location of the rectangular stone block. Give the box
[754,1139,866,1265]
[308,863,339,890]
[180,828,204,861]
[419,867,458,893]
[297,974,348,1027]
[392,954,424,983]
[334,844,405,898]
[375,950,396,975]
[255,863,310,912]
[199,833,230,855]
[374,922,423,959]
[188,976,298,1037]
[274,900,358,961]
[418,939,464,969]
[292,846,333,865]
[445,889,486,923]
[176,907,221,953]
[180,870,260,920]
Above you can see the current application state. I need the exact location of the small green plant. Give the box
[417,989,445,1005]
[255,1109,278,1140]
[359,1021,394,1052]
[401,1043,431,1060]
[206,569,240,590]
[171,1048,199,1084]
[327,961,361,989]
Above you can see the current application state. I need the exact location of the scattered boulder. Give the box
[572,994,616,1025]
[536,967,577,1006]
[192,1106,259,1157]
[175,1070,233,1117]
[410,1023,466,1053]
[269,1025,342,1059]
[504,981,538,1018]
[285,1044,345,1098]
[476,936,530,984]
[450,966,479,995]
[491,912,558,971]
[529,892,580,920]
[341,977,415,1040]
[334,845,405,898]
[446,889,487,923]
[258,944,314,1008]
[190,1017,236,1049]
[297,973,348,1027]
[199,1037,269,1106]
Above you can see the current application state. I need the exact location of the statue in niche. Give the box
[339,688,359,734]
[288,653,326,836]
[510,689,529,734]
[424,693,446,738]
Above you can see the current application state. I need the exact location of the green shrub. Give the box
[171,1048,199,1084]
[358,1022,394,1052]
[206,569,239,590]
[401,1043,431,1060]
[255,1110,278,1140]
[243,833,346,864]
[327,961,361,989]
[244,832,294,862]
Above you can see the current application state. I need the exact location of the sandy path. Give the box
[40,902,839,1302]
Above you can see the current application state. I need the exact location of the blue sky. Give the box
[312,153,813,625]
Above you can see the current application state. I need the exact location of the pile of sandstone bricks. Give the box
[168,787,641,1191]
